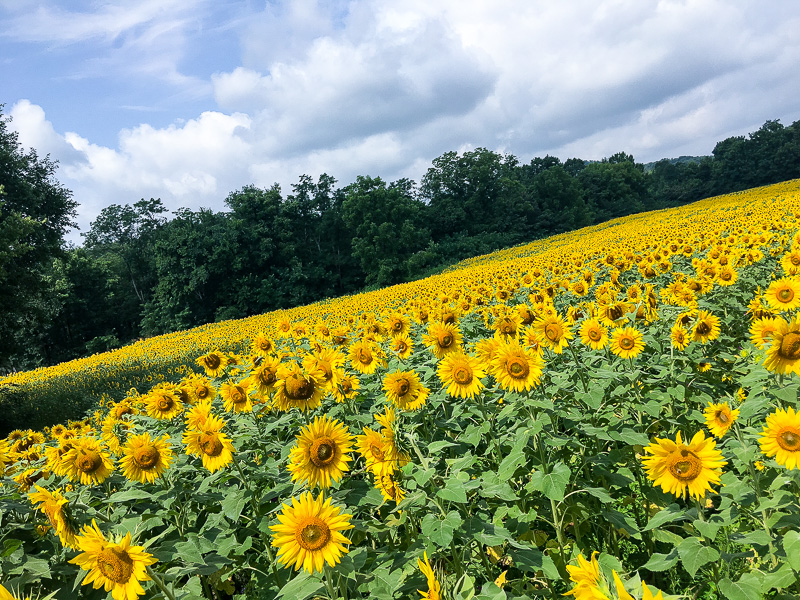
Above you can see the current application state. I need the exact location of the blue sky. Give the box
[2,0,800,243]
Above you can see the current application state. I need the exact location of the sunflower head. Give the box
[759,406,800,470]
[288,416,354,489]
[437,352,485,399]
[642,431,727,500]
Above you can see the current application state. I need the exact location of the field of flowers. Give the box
[2,179,800,600]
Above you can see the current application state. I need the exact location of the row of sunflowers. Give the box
[2,180,800,599]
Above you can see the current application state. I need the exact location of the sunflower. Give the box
[273,364,326,412]
[422,322,463,359]
[288,416,354,489]
[763,317,800,375]
[492,314,521,342]
[29,485,79,549]
[715,265,738,286]
[183,414,235,473]
[533,314,573,354]
[437,352,485,399]
[69,519,157,600]
[144,388,182,420]
[303,348,345,393]
[764,277,800,311]
[220,381,253,414]
[252,332,277,356]
[417,552,441,600]
[120,433,173,484]
[579,318,608,350]
[195,350,229,377]
[247,357,281,399]
[759,406,800,470]
[376,471,406,504]
[489,341,543,393]
[642,431,727,500]
[356,427,405,477]
[703,402,739,438]
[564,552,603,600]
[692,310,721,344]
[187,376,217,403]
[385,313,411,337]
[333,372,361,403]
[61,438,114,486]
[348,340,387,375]
[750,317,781,348]
[184,400,213,431]
[383,371,429,411]
[270,491,353,574]
[609,326,645,359]
[780,249,800,275]
[612,571,666,600]
[391,333,414,359]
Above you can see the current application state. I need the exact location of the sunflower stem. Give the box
[323,565,338,600]
[567,345,589,393]
[147,566,177,600]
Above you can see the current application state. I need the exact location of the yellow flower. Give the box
[220,381,253,414]
[348,340,387,375]
[763,316,800,375]
[422,322,463,359]
[417,552,442,600]
[288,416,354,489]
[564,552,606,600]
[251,332,276,356]
[270,492,353,574]
[383,370,429,411]
[61,438,114,486]
[609,326,645,359]
[120,433,173,484]
[764,277,800,311]
[437,352,485,399]
[273,363,326,412]
[144,388,182,420]
[759,406,800,470]
[533,313,573,354]
[182,414,235,473]
[489,340,543,393]
[391,333,414,359]
[333,372,361,402]
[703,402,739,438]
[642,431,727,500]
[69,519,157,600]
[579,317,608,350]
[28,485,79,549]
[749,317,781,348]
[195,350,229,377]
[375,471,406,504]
[692,310,721,344]
[670,324,690,351]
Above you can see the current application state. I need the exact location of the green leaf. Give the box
[421,511,462,548]
[783,529,800,571]
[643,503,688,531]
[427,441,458,454]
[174,539,205,565]
[105,488,154,503]
[529,462,570,502]
[276,570,324,600]
[677,537,720,577]
[507,544,560,580]
[693,518,721,540]
[497,450,526,481]
[475,583,507,600]
[717,575,762,600]
[437,479,468,503]
[221,488,249,521]
[642,548,679,572]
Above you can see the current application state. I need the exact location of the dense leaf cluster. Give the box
[2,111,800,372]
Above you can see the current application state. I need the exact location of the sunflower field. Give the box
[2,180,800,600]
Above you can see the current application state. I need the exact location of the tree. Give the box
[578,155,648,223]
[0,108,77,371]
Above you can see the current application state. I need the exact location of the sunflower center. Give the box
[370,444,385,461]
[619,336,635,350]
[721,271,732,281]
[97,546,134,584]
[779,332,800,360]
[134,446,160,469]
[778,429,800,451]
[588,328,602,342]
[715,411,730,425]
[544,324,561,341]
[196,386,210,399]
[259,341,272,351]
[199,433,223,457]
[357,349,373,365]
[396,341,408,352]
[77,449,102,473]
[438,334,453,348]
[397,379,410,396]
[341,380,353,394]
[506,357,529,379]
[778,288,794,303]
[609,305,624,320]
[260,369,277,385]
[296,517,331,551]
[669,449,702,481]
[792,256,800,266]
[286,375,313,400]
[232,388,245,403]
[392,321,403,332]
[204,354,221,370]
[696,322,711,336]
[454,366,472,385]
[310,437,336,467]
[157,396,174,411]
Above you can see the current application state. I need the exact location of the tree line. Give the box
[2,111,800,373]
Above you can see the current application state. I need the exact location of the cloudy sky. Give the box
[2,0,799,242]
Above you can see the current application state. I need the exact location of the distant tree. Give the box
[342,176,430,287]
[578,155,648,222]
[0,108,76,371]
[530,165,590,235]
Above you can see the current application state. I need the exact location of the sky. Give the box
[2,0,800,243]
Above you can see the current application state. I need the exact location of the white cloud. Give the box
[4,0,800,245]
